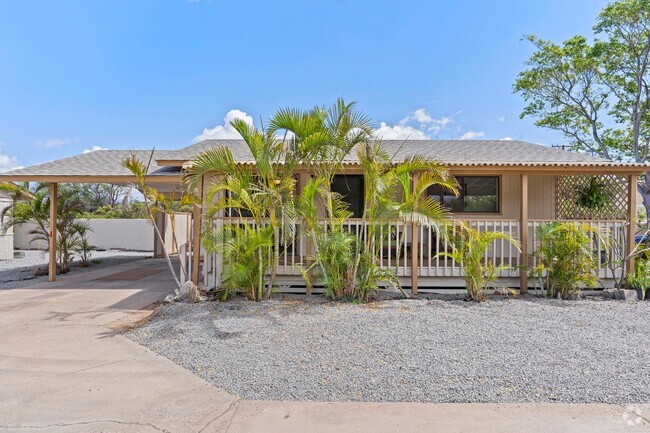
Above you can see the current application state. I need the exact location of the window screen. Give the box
[331,175,364,218]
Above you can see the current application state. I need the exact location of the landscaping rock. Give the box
[129,296,650,404]
[602,288,617,299]
[32,264,62,276]
[614,289,639,301]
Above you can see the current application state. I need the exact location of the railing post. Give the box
[191,175,204,286]
[626,174,637,273]
[48,183,57,282]
[519,174,528,293]
[411,221,419,294]
[410,172,420,295]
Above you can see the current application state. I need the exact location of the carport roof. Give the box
[0,150,181,183]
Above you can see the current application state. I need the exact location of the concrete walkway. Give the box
[0,258,647,432]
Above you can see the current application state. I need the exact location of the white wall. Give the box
[0,194,13,260]
[14,219,155,251]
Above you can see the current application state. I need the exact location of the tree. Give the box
[0,182,87,272]
[82,183,130,209]
[183,118,297,301]
[122,151,201,301]
[514,0,650,216]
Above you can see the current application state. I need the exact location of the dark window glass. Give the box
[331,175,364,218]
[427,176,498,213]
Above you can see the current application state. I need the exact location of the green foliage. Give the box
[78,202,149,219]
[0,182,91,272]
[189,99,458,302]
[122,151,198,292]
[531,222,599,299]
[72,221,96,267]
[628,259,650,300]
[514,0,650,215]
[437,222,520,302]
[203,224,274,301]
[575,177,610,217]
[185,113,297,301]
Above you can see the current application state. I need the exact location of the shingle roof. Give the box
[161,139,647,168]
[0,139,646,181]
[0,150,178,179]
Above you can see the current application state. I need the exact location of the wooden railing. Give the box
[199,217,627,289]
[527,219,626,279]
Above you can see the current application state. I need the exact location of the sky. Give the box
[0,0,613,171]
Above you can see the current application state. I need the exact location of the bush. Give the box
[531,222,599,299]
[438,222,520,302]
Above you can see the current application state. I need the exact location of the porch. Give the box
[190,171,639,293]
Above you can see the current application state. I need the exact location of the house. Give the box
[1,139,647,292]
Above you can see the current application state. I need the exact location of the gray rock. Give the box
[128,296,650,404]
[615,289,639,301]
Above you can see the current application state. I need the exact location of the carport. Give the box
[0,150,202,285]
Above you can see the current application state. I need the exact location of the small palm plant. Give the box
[72,221,95,267]
[203,223,274,301]
[531,222,599,299]
[438,222,521,302]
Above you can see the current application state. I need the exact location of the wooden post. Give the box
[191,175,204,286]
[48,183,57,282]
[626,174,637,273]
[519,174,528,294]
[411,173,420,295]
[299,172,313,295]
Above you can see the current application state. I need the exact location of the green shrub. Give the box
[628,259,650,300]
[438,222,520,302]
[532,222,599,299]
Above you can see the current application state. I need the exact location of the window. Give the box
[428,176,499,213]
[331,175,364,218]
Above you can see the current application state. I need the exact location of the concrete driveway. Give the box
[0,258,647,432]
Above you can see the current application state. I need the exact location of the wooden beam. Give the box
[48,183,58,282]
[411,173,420,295]
[0,175,181,184]
[626,174,638,273]
[519,174,528,293]
[191,175,204,285]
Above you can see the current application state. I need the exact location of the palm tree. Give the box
[183,119,297,300]
[122,151,199,297]
[0,182,85,272]
[355,140,459,299]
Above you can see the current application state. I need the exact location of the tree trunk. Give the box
[638,172,650,225]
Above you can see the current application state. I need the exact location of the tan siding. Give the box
[528,175,555,219]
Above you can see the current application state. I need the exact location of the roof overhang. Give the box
[0,175,182,184]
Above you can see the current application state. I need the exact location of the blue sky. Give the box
[0,0,611,170]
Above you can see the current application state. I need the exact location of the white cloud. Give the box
[374,108,458,140]
[0,142,21,173]
[373,122,429,140]
[458,130,485,140]
[34,138,71,149]
[83,145,108,154]
[193,109,254,143]
[498,116,505,122]
[500,136,514,141]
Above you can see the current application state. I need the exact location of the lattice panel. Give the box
[555,175,628,220]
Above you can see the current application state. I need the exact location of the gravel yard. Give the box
[0,250,152,289]
[128,296,650,404]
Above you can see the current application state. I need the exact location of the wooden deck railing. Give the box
[198,217,627,289]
